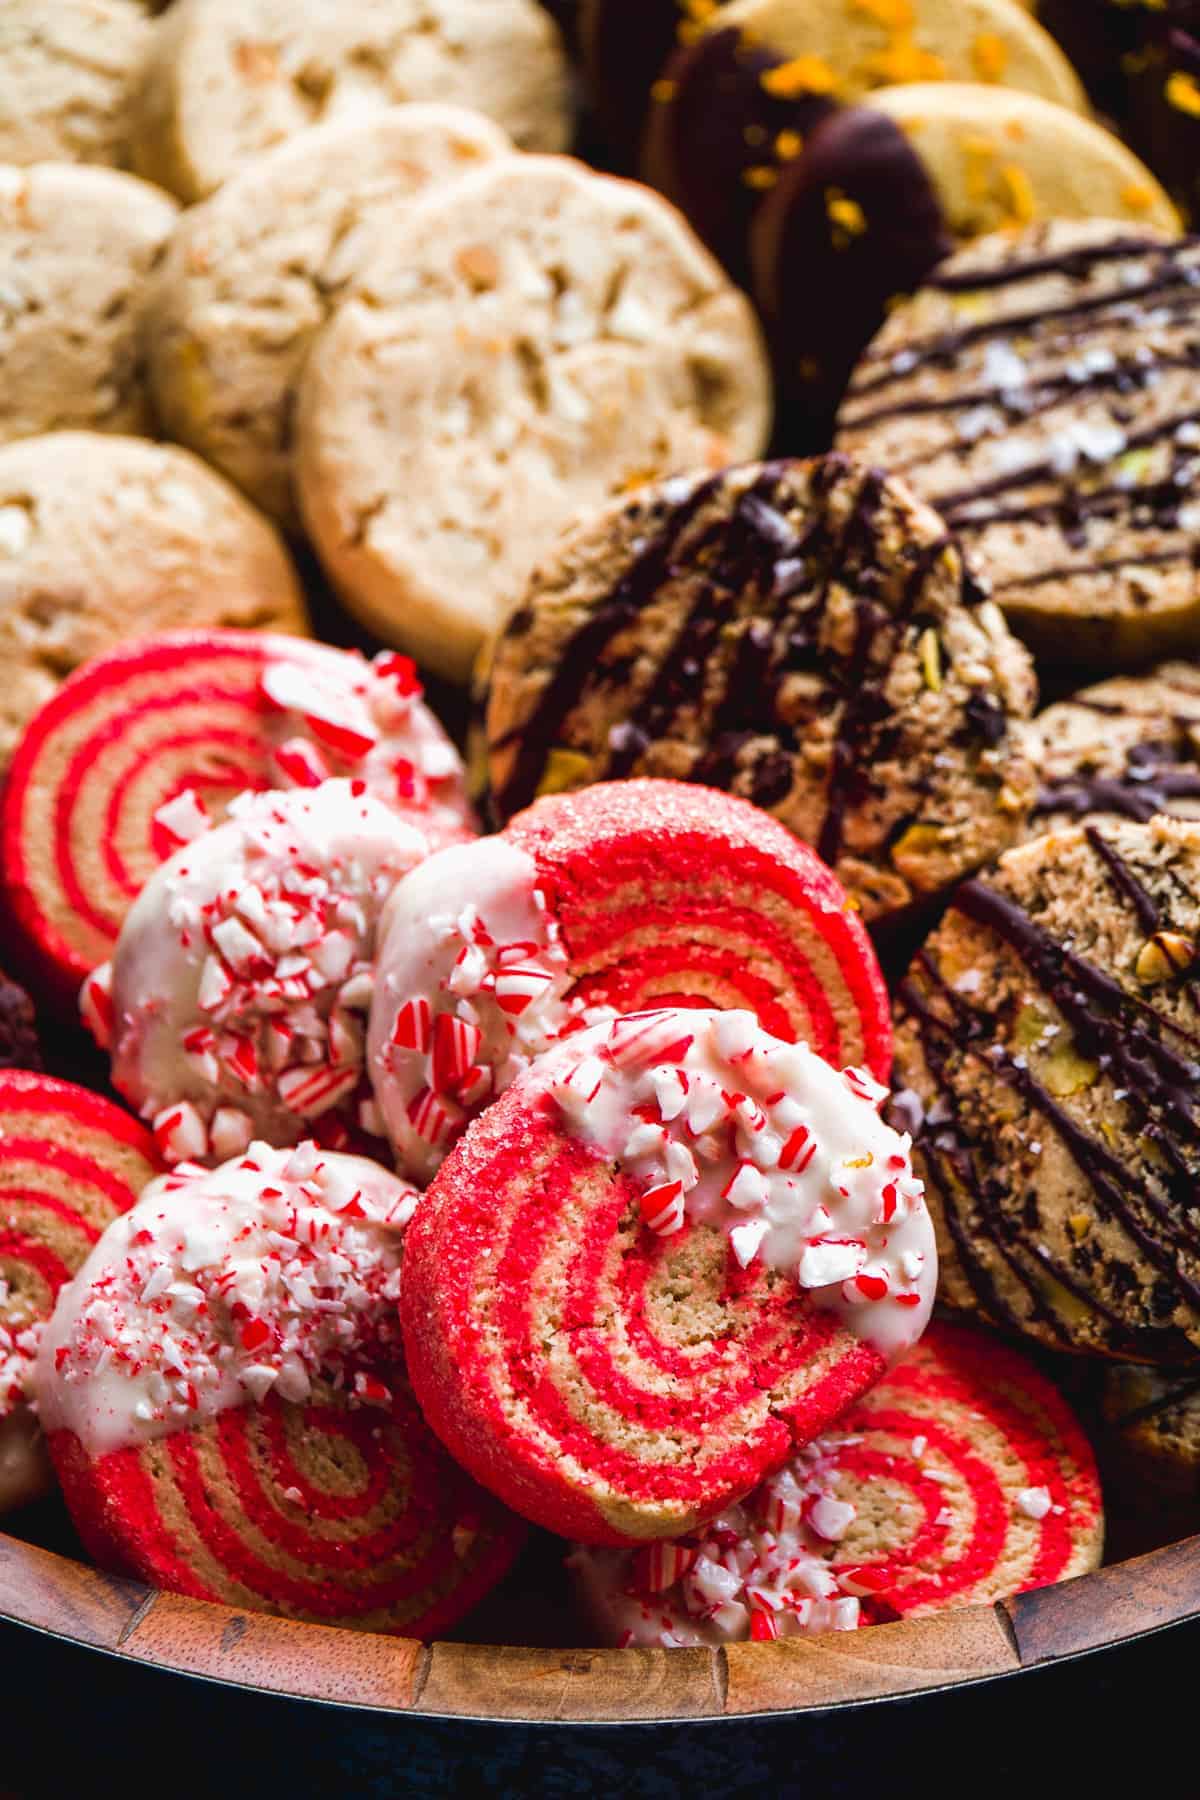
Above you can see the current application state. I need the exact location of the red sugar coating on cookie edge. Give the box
[504,779,892,1080]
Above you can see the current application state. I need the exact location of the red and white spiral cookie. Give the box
[1,629,473,997]
[0,1072,160,1513]
[568,1320,1104,1646]
[38,1143,524,1636]
[401,1005,935,1544]
[81,781,429,1162]
[369,779,892,1183]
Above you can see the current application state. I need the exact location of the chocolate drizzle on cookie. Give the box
[898,822,1200,1355]
[487,456,1025,912]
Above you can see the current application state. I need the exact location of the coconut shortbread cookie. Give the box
[569,1321,1103,1645]
[39,1145,526,1635]
[1030,661,1200,839]
[401,1006,936,1543]
[894,815,1200,1360]
[0,163,177,447]
[147,106,512,525]
[0,0,155,169]
[132,0,571,202]
[295,155,772,681]
[483,456,1039,925]
[839,221,1200,670]
[0,434,307,770]
[81,782,431,1162]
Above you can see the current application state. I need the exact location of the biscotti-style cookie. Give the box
[0,163,177,447]
[40,1145,526,1635]
[569,1320,1103,1644]
[483,455,1039,925]
[147,105,512,525]
[893,814,1200,1361]
[0,434,307,770]
[401,1006,935,1543]
[1030,661,1200,839]
[0,1,154,169]
[838,220,1200,670]
[0,1071,160,1515]
[132,0,571,203]
[295,156,771,682]
[368,779,892,1183]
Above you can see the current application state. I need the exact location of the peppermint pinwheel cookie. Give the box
[39,1144,524,1635]
[401,1005,936,1543]
[569,1320,1103,1645]
[368,779,892,1183]
[3,629,473,997]
[0,1072,160,1514]
[482,456,1039,924]
[81,782,430,1162]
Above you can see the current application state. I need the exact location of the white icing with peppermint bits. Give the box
[368,837,588,1183]
[568,1441,866,1648]
[37,1143,417,1456]
[83,782,430,1161]
[540,1008,936,1360]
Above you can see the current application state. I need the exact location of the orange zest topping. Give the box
[972,32,1009,82]
[761,55,840,97]
[1166,70,1200,117]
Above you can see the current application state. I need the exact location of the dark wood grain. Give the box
[2,1526,1199,1721]
[1002,1533,1200,1666]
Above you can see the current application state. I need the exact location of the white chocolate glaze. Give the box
[367,836,587,1183]
[37,1143,417,1456]
[82,782,429,1160]
[539,1008,936,1361]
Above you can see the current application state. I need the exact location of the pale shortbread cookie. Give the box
[0,163,177,447]
[866,84,1177,235]
[295,155,772,681]
[0,0,156,169]
[132,0,571,203]
[147,105,512,525]
[0,433,308,768]
[718,0,1086,111]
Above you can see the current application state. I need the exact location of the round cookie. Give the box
[2,631,473,997]
[579,0,739,165]
[1099,1361,1200,1541]
[1030,661,1200,839]
[132,0,571,203]
[893,814,1200,1361]
[82,781,431,1162]
[0,1071,161,1514]
[482,456,1039,927]
[294,155,772,682]
[0,164,177,448]
[838,221,1200,672]
[0,0,155,169]
[368,778,893,1183]
[401,1005,936,1543]
[0,433,307,770]
[147,106,512,525]
[39,1144,526,1635]
[569,1320,1103,1644]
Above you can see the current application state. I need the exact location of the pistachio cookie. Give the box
[1030,661,1200,839]
[132,0,571,202]
[295,156,771,681]
[0,433,306,770]
[838,220,1200,671]
[483,455,1038,926]
[147,105,512,525]
[893,815,1200,1360]
[0,163,177,448]
[0,0,154,169]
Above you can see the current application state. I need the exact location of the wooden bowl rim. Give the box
[1,1526,1197,1723]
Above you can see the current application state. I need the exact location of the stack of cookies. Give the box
[0,0,1199,1658]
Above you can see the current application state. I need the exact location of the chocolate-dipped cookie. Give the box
[837,220,1200,673]
[580,0,737,165]
[894,815,1200,1360]
[0,971,41,1074]
[483,454,1039,927]
[1030,661,1200,838]
[1099,1360,1200,1543]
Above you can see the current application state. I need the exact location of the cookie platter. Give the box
[3,0,1200,1750]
